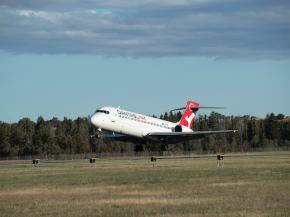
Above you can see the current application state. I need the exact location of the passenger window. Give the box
[106,111,109,114]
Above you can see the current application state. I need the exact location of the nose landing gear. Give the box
[95,128,101,138]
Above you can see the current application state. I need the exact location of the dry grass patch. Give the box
[210,181,254,187]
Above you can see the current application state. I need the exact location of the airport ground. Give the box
[0,152,289,216]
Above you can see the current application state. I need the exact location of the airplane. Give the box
[89,101,237,151]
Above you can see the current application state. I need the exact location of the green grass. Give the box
[0,155,290,216]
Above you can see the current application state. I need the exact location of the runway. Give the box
[0,153,289,167]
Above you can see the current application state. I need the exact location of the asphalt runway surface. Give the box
[1,153,289,167]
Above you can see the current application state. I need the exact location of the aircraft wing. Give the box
[90,134,140,143]
[147,130,237,144]
[149,130,237,136]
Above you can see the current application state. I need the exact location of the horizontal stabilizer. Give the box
[171,106,228,112]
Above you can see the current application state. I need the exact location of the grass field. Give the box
[0,153,290,216]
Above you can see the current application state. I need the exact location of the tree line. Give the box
[0,111,289,157]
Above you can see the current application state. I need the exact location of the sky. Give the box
[0,0,290,123]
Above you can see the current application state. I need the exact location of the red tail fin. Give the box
[178,101,199,128]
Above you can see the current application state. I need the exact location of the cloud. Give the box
[0,0,290,59]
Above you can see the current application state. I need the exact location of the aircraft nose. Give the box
[90,114,100,127]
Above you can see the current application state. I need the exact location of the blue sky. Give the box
[0,0,290,123]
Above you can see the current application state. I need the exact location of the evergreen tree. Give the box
[67,134,74,152]
[164,112,169,121]
[34,116,45,145]
[58,133,67,150]
[247,119,257,142]
[176,111,182,122]
[208,111,216,129]
[265,113,281,140]
[0,122,7,156]
[113,142,121,153]
[259,121,266,147]
[277,113,284,120]
[242,119,248,142]
[282,121,290,141]
[229,116,238,145]
[169,111,175,122]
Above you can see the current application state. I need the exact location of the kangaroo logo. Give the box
[184,103,197,127]
[185,113,195,128]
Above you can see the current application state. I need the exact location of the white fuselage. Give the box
[89,106,193,141]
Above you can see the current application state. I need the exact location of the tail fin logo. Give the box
[179,101,199,128]
[185,112,195,128]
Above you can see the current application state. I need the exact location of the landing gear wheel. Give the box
[139,145,143,152]
[161,144,168,151]
[136,144,143,152]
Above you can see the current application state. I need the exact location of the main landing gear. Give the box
[136,144,144,152]
[161,144,168,151]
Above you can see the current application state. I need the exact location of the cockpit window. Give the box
[96,110,109,114]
